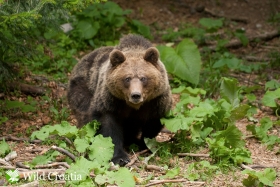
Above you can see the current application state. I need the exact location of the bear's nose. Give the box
[131,92,141,100]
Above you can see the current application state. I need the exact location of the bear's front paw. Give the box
[111,155,130,167]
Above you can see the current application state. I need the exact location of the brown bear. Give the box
[67,34,172,166]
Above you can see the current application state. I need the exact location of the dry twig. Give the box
[177,153,210,157]
[126,149,149,166]
[146,179,205,187]
[204,8,249,23]
[51,145,76,162]
[0,135,42,143]
[4,151,17,161]
[145,165,164,172]
[0,158,12,166]
[240,164,254,171]
[9,82,45,96]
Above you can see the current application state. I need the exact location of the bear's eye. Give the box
[125,77,131,82]
[140,77,147,82]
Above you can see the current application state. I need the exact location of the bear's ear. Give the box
[110,49,126,67]
[144,47,159,65]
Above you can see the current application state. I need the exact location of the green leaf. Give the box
[79,120,100,140]
[110,168,136,187]
[261,88,280,108]
[30,125,56,140]
[74,138,90,153]
[77,20,100,39]
[161,167,180,179]
[234,30,249,46]
[227,104,250,122]
[220,77,240,108]
[0,139,10,156]
[157,39,201,85]
[242,168,276,187]
[66,157,99,185]
[161,117,195,132]
[31,121,78,140]
[189,101,217,117]
[215,125,244,148]
[199,18,223,30]
[213,58,241,69]
[265,79,280,91]
[5,101,24,110]
[31,150,59,166]
[95,168,135,187]
[88,135,114,164]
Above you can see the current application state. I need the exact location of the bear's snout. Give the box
[131,92,141,100]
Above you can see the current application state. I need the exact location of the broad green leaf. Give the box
[77,20,100,39]
[265,79,280,91]
[0,139,10,156]
[261,88,280,107]
[5,101,24,110]
[88,135,114,164]
[31,150,59,166]
[144,138,161,153]
[66,157,99,185]
[158,39,201,85]
[161,117,194,132]
[220,77,240,108]
[109,168,135,187]
[213,58,241,69]
[215,125,244,148]
[74,138,90,153]
[189,102,217,117]
[96,168,135,187]
[242,168,276,187]
[79,120,100,140]
[199,18,223,30]
[56,121,78,138]
[227,104,250,122]
[30,125,56,140]
[21,105,36,112]
[234,31,249,46]
[161,167,180,179]
[30,121,78,140]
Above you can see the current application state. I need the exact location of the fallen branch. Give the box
[204,7,248,23]
[0,135,42,143]
[9,82,45,96]
[0,165,15,170]
[243,56,272,62]
[4,151,17,161]
[177,153,210,157]
[208,30,280,51]
[145,165,164,172]
[35,162,70,169]
[240,164,254,171]
[16,162,30,169]
[248,164,276,169]
[146,179,205,187]
[126,149,149,167]
[0,158,12,166]
[51,145,76,162]
[15,162,70,169]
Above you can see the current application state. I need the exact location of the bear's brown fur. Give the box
[67,34,172,166]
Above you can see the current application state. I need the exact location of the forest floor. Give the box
[1,0,280,186]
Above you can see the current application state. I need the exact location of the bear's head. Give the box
[106,47,168,109]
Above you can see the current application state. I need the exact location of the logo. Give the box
[6,169,20,183]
